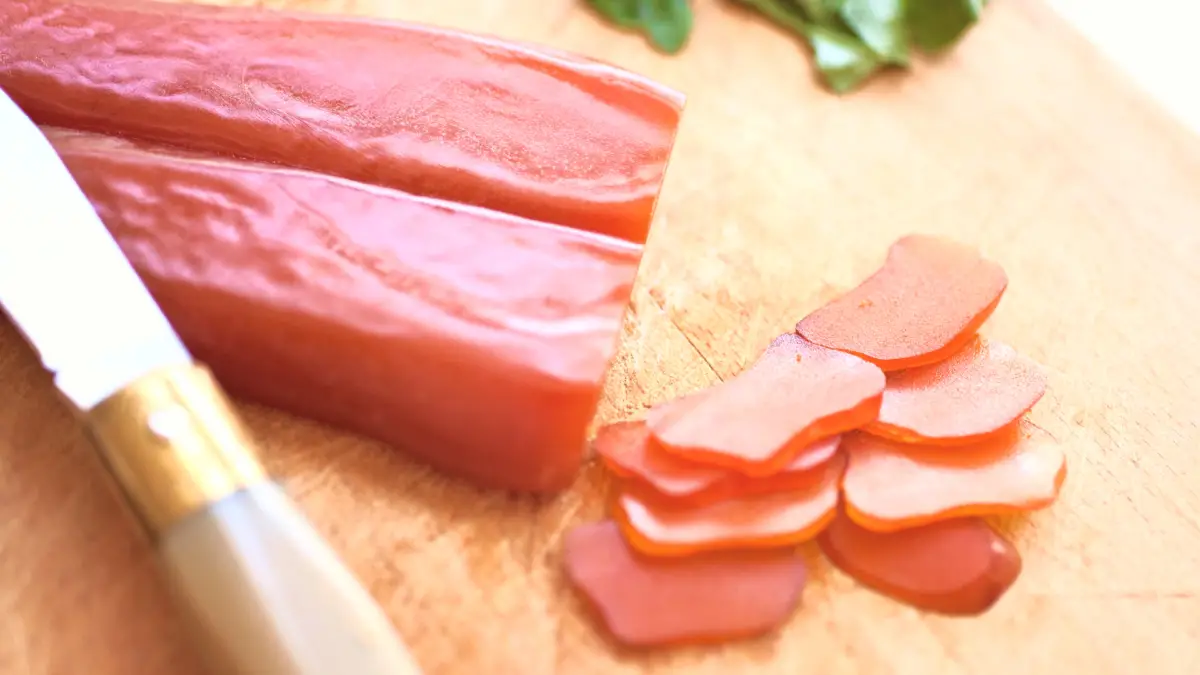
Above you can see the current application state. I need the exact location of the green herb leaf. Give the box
[733,0,879,94]
[637,0,694,54]
[907,0,983,53]
[805,24,881,93]
[839,0,908,64]
[585,0,642,28]
[790,0,838,23]
[735,0,809,36]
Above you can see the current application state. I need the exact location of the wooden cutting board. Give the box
[2,1,1198,673]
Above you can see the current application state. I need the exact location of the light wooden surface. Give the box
[2,0,1200,674]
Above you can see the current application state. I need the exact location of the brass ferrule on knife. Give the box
[84,363,267,536]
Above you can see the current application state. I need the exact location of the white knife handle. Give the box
[83,363,423,675]
[159,483,424,675]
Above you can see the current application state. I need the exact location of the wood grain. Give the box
[2,0,1199,673]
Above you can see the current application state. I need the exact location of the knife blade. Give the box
[0,88,424,675]
[0,100,191,410]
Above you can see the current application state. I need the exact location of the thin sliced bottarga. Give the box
[0,0,683,243]
[842,422,1066,532]
[865,335,1047,445]
[48,128,642,492]
[818,509,1022,615]
[563,521,808,647]
[613,452,846,556]
[797,235,1008,371]
[595,420,842,506]
[646,334,884,476]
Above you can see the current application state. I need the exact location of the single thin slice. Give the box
[645,334,884,476]
[796,235,1008,371]
[842,422,1066,532]
[818,510,1022,615]
[864,336,1047,445]
[614,453,845,556]
[563,521,808,648]
[595,420,841,505]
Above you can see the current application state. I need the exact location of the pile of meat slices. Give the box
[563,234,1064,648]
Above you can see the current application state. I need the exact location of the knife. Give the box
[0,89,424,675]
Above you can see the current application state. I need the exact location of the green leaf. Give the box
[637,0,694,54]
[585,0,642,28]
[790,0,837,23]
[907,0,983,53]
[839,0,908,65]
[805,24,881,93]
[736,0,809,36]
[733,0,880,93]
